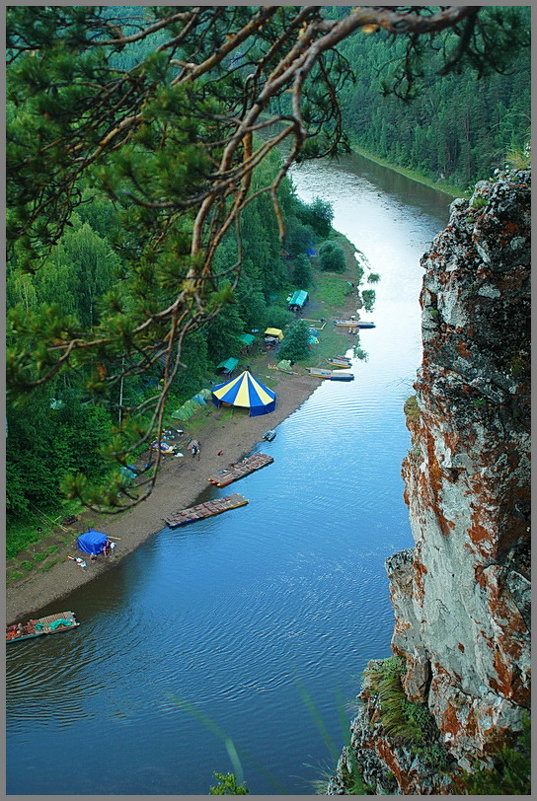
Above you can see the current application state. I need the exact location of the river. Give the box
[6,152,450,795]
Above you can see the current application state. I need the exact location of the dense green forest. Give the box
[331,6,530,188]
[6,6,530,532]
[6,159,331,527]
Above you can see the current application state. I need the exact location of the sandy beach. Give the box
[6,370,322,624]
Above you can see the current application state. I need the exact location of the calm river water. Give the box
[7,153,450,795]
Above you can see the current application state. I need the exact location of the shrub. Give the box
[209,773,249,795]
[292,254,313,287]
[264,305,293,330]
[361,289,376,312]
[284,218,315,257]
[279,320,311,362]
[319,242,346,272]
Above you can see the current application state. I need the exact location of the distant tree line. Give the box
[331,6,530,188]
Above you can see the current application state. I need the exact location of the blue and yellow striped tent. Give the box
[211,370,276,416]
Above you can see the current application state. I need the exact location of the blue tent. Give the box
[77,528,108,555]
[212,370,276,416]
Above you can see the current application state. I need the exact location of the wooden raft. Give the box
[165,493,249,528]
[207,453,274,488]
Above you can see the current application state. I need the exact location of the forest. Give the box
[330,5,530,189]
[6,160,333,535]
[6,6,530,542]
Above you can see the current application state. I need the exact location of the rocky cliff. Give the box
[328,167,530,794]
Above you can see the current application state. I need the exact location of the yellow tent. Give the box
[264,328,284,341]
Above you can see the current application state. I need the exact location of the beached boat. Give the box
[329,372,355,381]
[334,319,359,327]
[334,319,376,329]
[6,611,79,644]
[307,367,355,381]
[327,357,352,369]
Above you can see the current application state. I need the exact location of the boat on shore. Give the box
[334,319,376,329]
[327,357,352,368]
[328,372,355,381]
[307,367,355,381]
[6,611,79,644]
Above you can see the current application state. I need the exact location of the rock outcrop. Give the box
[328,167,530,794]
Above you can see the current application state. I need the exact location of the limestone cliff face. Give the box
[329,168,530,794]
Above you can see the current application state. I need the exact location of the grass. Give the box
[349,140,467,199]
[7,498,84,559]
[363,656,453,775]
[314,272,350,308]
[38,557,62,571]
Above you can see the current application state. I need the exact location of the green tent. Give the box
[216,357,239,374]
[238,333,255,347]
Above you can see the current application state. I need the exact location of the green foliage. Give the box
[361,289,376,312]
[209,772,249,795]
[461,712,530,795]
[470,196,487,210]
[404,395,420,424]
[506,143,531,170]
[352,346,368,362]
[6,388,113,527]
[364,656,449,755]
[292,254,313,288]
[336,7,530,188]
[319,242,346,273]
[6,4,529,515]
[279,320,311,362]
[296,196,334,239]
[367,273,380,284]
[284,218,315,258]
[264,305,294,331]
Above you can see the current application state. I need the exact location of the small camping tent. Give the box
[287,290,309,311]
[216,357,239,375]
[264,327,284,342]
[77,528,108,555]
[212,370,276,416]
[263,328,284,348]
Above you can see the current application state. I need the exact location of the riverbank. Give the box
[349,140,465,199]
[7,232,368,623]
[6,370,323,624]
